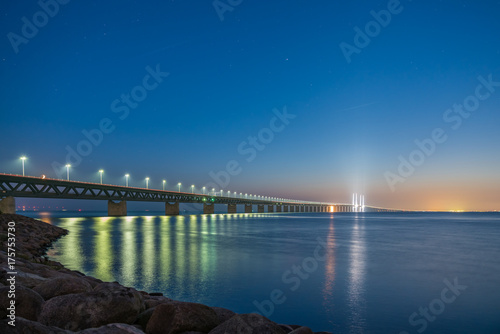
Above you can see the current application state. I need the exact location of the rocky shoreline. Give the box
[0,214,332,334]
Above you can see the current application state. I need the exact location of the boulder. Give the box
[137,307,156,329]
[0,266,48,288]
[79,323,146,333]
[0,317,70,334]
[144,295,174,309]
[38,283,145,331]
[82,275,103,288]
[0,286,44,321]
[211,306,236,324]
[146,302,219,334]
[289,327,314,334]
[208,313,286,334]
[34,276,93,300]
[278,324,295,333]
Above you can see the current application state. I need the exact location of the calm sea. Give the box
[27,211,500,333]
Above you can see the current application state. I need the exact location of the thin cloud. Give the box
[340,102,379,112]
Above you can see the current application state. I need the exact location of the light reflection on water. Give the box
[42,212,500,333]
[348,217,366,333]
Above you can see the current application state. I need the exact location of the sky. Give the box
[0,0,499,211]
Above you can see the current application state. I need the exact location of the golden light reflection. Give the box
[53,218,85,270]
[121,216,137,287]
[94,217,114,282]
[142,216,155,290]
[159,216,172,291]
[175,215,187,296]
[188,217,200,296]
[50,214,224,302]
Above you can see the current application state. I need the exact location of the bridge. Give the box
[0,174,397,216]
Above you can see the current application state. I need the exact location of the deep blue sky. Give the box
[1,0,499,211]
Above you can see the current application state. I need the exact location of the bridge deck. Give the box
[0,174,330,206]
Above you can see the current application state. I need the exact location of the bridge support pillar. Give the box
[301,206,305,212]
[228,204,237,214]
[276,205,282,212]
[0,196,15,214]
[290,206,294,212]
[204,203,215,214]
[245,204,252,213]
[165,202,179,215]
[257,205,264,213]
[108,200,127,216]
[268,205,274,212]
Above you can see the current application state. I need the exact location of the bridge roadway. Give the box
[0,174,394,216]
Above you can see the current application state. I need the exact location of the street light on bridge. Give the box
[99,170,104,184]
[178,183,181,192]
[191,185,194,193]
[202,186,206,195]
[146,177,150,189]
[65,164,71,180]
[125,174,130,187]
[163,180,166,191]
[20,156,27,176]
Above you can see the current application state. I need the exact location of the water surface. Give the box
[35,212,500,333]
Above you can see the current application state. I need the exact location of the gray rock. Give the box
[211,306,236,324]
[0,286,44,321]
[144,295,174,309]
[137,307,156,329]
[34,276,93,300]
[79,323,145,333]
[278,324,294,333]
[208,313,286,334]
[82,275,103,288]
[0,316,70,334]
[39,283,145,331]
[0,266,48,288]
[289,327,314,334]
[146,302,219,334]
